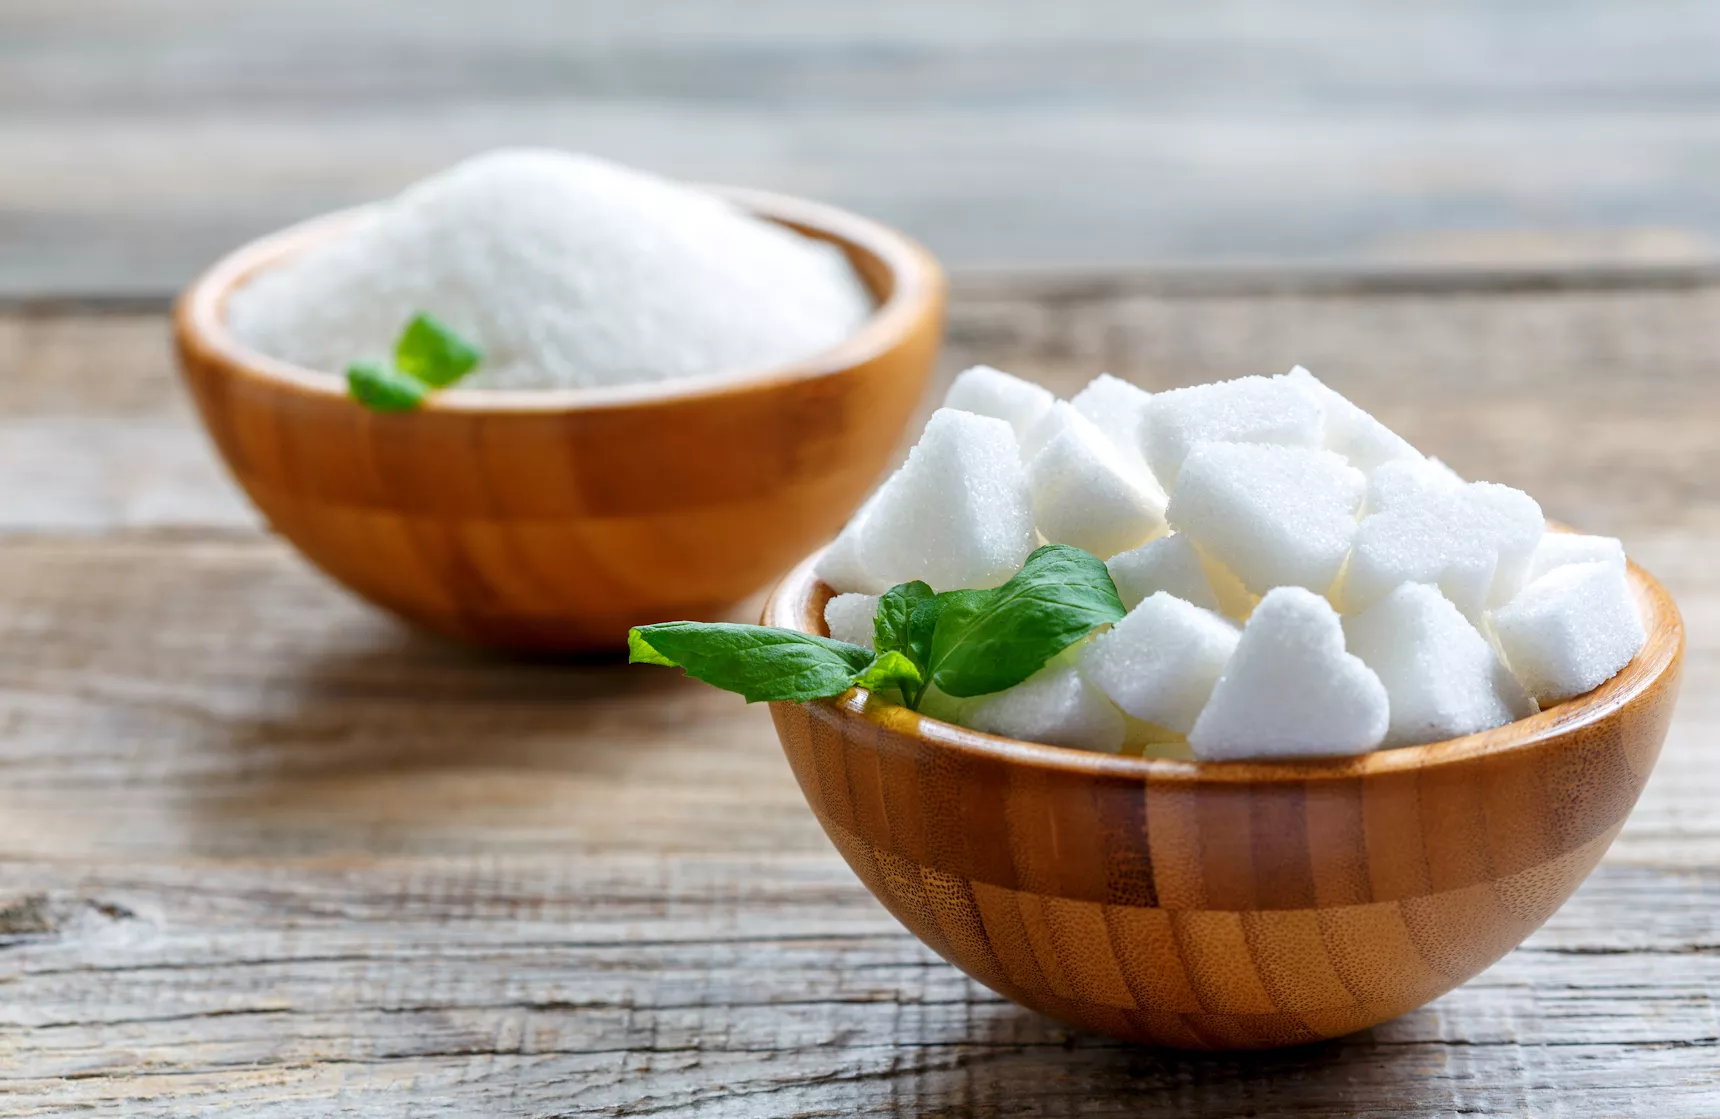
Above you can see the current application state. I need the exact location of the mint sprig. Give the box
[347,312,483,411]
[629,545,1126,710]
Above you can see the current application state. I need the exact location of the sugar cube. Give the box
[1167,442,1365,595]
[1343,480,1543,622]
[1365,457,1466,515]
[943,365,1057,445]
[823,593,880,650]
[966,663,1126,753]
[1526,532,1626,583]
[1188,587,1389,760]
[1071,373,1155,473]
[1027,407,1167,559]
[1106,533,1219,611]
[1079,592,1240,733]
[816,484,892,593]
[1343,583,1536,747]
[1282,366,1423,475]
[1141,375,1324,489]
[1490,561,1646,703]
[859,408,1036,592]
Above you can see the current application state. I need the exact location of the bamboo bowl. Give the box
[763,551,1683,1049]
[175,190,945,651]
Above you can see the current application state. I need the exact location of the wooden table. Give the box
[2,269,1717,1115]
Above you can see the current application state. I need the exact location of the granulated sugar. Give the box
[227,149,875,391]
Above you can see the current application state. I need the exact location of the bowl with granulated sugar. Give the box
[174,150,946,651]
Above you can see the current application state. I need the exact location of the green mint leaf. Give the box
[851,649,923,698]
[926,544,1125,698]
[347,361,428,412]
[626,627,676,667]
[874,581,936,661]
[628,622,874,704]
[395,312,482,389]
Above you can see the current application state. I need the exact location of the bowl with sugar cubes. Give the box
[633,364,1683,1049]
[175,149,945,650]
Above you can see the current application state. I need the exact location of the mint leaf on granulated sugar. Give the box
[628,622,876,704]
[347,361,429,412]
[924,544,1126,698]
[395,312,483,388]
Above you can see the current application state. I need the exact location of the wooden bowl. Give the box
[175,189,945,651]
[763,552,1683,1049]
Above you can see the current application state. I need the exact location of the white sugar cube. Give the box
[823,593,880,650]
[965,663,1125,753]
[1106,533,1220,611]
[1071,373,1155,473]
[1526,531,1626,583]
[1365,457,1464,514]
[1027,407,1167,559]
[943,365,1056,445]
[1343,583,1536,747]
[1188,587,1389,760]
[1079,592,1240,733]
[1343,481,1543,622]
[1490,561,1646,704]
[1141,375,1324,489]
[816,485,892,593]
[1167,442,1365,596]
[859,408,1036,592]
[1467,482,1545,607]
[1281,366,1423,475]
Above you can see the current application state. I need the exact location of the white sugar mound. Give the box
[1490,561,1646,703]
[824,593,880,650]
[966,663,1125,754]
[1106,533,1220,612]
[1344,583,1535,747]
[1080,593,1239,733]
[1188,587,1389,760]
[944,365,1056,446]
[858,408,1035,592]
[1168,442,1365,596]
[1027,406,1167,559]
[227,149,875,391]
[1141,375,1324,489]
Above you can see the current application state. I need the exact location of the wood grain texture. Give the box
[763,555,1683,1048]
[2,272,1719,1111]
[173,191,944,650]
[7,1,1720,295]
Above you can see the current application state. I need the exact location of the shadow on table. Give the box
[172,606,802,857]
[929,998,1456,1116]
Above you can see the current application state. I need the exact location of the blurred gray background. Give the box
[6,0,1720,296]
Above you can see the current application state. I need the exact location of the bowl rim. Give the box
[174,185,944,415]
[762,545,1684,785]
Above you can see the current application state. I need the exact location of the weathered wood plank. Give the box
[1,860,1716,1117]
[4,278,1720,535]
[5,0,1720,292]
[1,274,1717,1112]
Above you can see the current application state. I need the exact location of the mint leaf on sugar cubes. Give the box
[627,623,878,704]
[638,362,1650,761]
[633,546,1125,713]
[346,312,485,412]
